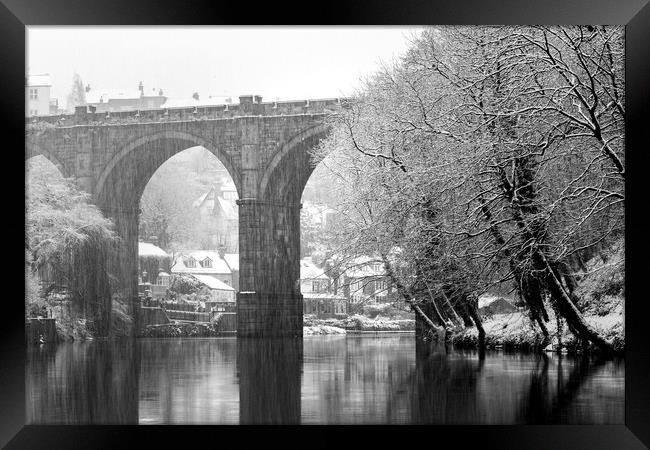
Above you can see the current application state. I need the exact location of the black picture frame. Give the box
[2,0,649,448]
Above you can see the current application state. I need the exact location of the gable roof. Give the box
[171,250,231,274]
[300,258,329,280]
[192,274,235,291]
[215,197,237,220]
[192,190,212,208]
[342,256,386,278]
[223,253,239,271]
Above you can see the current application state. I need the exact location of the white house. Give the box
[171,250,233,287]
[223,253,239,291]
[340,256,393,304]
[85,82,167,112]
[192,181,239,252]
[299,258,331,295]
[26,74,52,116]
[191,274,235,303]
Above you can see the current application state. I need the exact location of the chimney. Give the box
[138,81,144,96]
[217,244,226,259]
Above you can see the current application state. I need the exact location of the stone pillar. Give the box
[236,199,303,337]
[101,205,140,333]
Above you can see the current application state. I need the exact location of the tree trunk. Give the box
[422,278,449,328]
[440,288,464,327]
[466,298,486,348]
[380,253,444,337]
[537,251,615,355]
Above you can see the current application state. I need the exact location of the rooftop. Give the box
[300,258,329,280]
[192,274,234,291]
[171,250,231,274]
[138,242,169,258]
[223,253,239,271]
[27,74,52,87]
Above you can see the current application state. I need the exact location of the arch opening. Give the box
[136,146,240,310]
[26,152,66,181]
[297,148,354,318]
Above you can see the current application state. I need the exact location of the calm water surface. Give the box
[26,335,624,424]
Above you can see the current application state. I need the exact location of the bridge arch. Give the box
[258,123,331,201]
[25,143,67,177]
[94,130,241,205]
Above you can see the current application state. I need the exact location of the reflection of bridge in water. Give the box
[26,338,624,425]
[27,96,345,337]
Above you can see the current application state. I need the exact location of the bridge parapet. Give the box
[26,96,349,127]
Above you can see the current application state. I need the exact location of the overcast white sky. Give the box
[27,27,422,102]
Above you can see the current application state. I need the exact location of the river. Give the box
[26,334,624,424]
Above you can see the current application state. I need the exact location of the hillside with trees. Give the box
[313,26,624,354]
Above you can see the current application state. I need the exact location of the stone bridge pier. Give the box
[237,199,303,337]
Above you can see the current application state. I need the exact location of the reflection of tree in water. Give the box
[519,354,612,424]
[26,341,139,424]
[300,336,416,424]
[237,338,302,424]
[408,341,485,424]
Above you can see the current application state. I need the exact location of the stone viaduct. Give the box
[26,95,345,337]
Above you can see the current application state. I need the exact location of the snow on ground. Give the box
[303,325,347,335]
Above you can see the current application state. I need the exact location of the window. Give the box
[29,88,38,100]
[201,257,212,268]
[186,257,196,268]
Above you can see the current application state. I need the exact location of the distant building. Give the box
[300,257,346,317]
[302,201,337,228]
[191,274,236,304]
[478,295,517,317]
[223,253,239,291]
[26,74,53,116]
[138,242,172,300]
[193,181,239,253]
[340,256,395,304]
[171,250,233,287]
[299,257,331,294]
[138,242,172,284]
[85,81,167,112]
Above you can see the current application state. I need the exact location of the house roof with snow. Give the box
[138,242,170,259]
[192,190,211,208]
[192,186,238,219]
[86,89,142,104]
[478,295,516,309]
[300,258,330,280]
[27,74,52,87]
[216,197,237,220]
[171,250,231,275]
[192,274,235,291]
[342,255,386,278]
[223,253,239,271]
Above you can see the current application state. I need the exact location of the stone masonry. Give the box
[26,95,345,337]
